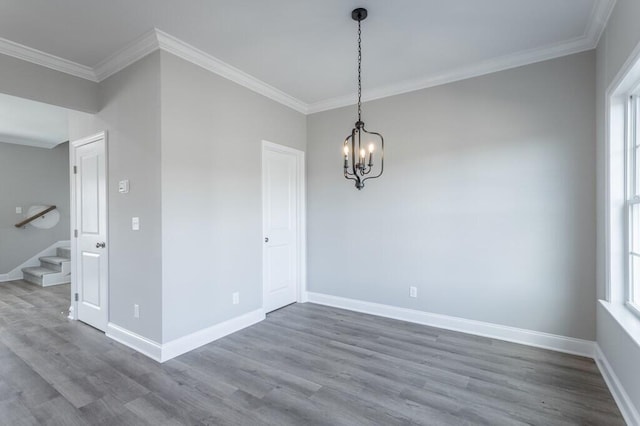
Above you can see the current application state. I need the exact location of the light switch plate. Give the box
[132,217,140,231]
[118,179,129,193]
[15,207,22,214]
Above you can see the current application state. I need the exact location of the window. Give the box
[628,94,640,315]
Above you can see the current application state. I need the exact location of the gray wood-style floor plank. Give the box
[0,279,626,425]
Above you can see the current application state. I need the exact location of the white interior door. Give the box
[73,133,108,331]
[263,142,301,313]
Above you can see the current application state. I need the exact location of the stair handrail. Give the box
[14,205,57,228]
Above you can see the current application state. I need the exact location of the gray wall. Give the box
[307,51,596,340]
[0,142,70,273]
[69,52,163,342]
[0,53,99,113]
[160,51,306,342]
[69,50,307,344]
[595,0,640,412]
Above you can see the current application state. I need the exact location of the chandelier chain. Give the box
[357,18,362,123]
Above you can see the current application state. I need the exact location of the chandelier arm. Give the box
[357,129,362,172]
[350,129,358,178]
[361,171,381,183]
[345,163,356,176]
[345,163,359,183]
[360,160,372,175]
[344,131,360,183]
[344,171,358,180]
[360,128,384,183]
[343,136,352,176]
[344,140,359,180]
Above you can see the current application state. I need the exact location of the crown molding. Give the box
[307,42,591,114]
[92,28,308,113]
[0,1,617,115]
[154,30,308,114]
[307,0,617,114]
[0,29,309,114]
[0,36,96,81]
[93,29,159,82]
[307,36,595,114]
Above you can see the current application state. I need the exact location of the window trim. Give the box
[626,94,640,319]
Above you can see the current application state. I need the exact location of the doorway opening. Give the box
[0,92,108,332]
[0,93,72,291]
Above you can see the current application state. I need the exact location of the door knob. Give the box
[96,242,106,248]
[264,237,269,243]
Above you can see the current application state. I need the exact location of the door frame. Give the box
[261,140,307,312]
[69,131,109,322]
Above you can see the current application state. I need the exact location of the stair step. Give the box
[57,246,71,259]
[40,256,69,266]
[22,266,60,278]
[39,256,69,272]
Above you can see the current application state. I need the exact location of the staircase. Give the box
[22,246,71,287]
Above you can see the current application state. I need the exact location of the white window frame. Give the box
[604,37,640,353]
[626,93,640,318]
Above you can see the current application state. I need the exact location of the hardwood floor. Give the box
[0,279,625,425]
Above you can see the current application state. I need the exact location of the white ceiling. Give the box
[0,93,68,149]
[0,0,615,112]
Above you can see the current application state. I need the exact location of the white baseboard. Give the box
[0,240,70,283]
[161,308,265,361]
[106,322,163,362]
[595,345,640,426]
[306,292,595,358]
[106,308,265,363]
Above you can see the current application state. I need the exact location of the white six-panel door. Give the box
[263,142,303,313]
[73,133,108,331]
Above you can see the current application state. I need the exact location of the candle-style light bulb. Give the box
[360,148,366,158]
[368,143,374,167]
[343,145,349,169]
[369,143,374,153]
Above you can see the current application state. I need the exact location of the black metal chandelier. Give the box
[343,7,384,190]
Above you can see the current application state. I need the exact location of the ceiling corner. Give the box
[586,0,617,48]
[93,29,161,82]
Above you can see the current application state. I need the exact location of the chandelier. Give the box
[343,8,384,190]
